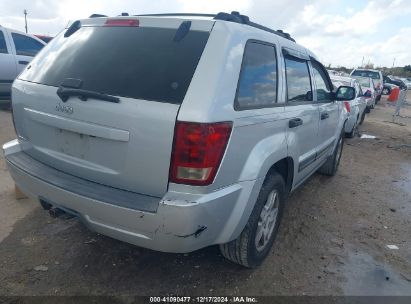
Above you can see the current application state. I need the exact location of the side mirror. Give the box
[335,86,356,101]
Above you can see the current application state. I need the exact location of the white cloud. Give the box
[288,0,411,67]
[0,0,410,67]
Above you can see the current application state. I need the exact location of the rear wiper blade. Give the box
[57,86,120,103]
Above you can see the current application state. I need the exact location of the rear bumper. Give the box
[3,139,256,253]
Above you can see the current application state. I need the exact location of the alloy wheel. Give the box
[255,190,280,252]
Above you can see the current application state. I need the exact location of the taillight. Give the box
[343,101,351,113]
[104,19,139,27]
[170,121,232,186]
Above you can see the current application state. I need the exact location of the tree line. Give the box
[329,64,411,78]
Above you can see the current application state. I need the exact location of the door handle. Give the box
[321,112,329,120]
[289,118,303,128]
[18,60,29,65]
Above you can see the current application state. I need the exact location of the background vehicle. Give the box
[0,25,46,103]
[384,75,407,90]
[382,83,398,95]
[350,68,383,101]
[330,75,367,137]
[3,12,354,268]
[400,78,411,90]
[351,76,376,110]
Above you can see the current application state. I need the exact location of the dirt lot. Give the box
[0,93,410,297]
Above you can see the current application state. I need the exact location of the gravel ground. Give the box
[0,93,410,296]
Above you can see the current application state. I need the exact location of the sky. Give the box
[1,0,410,68]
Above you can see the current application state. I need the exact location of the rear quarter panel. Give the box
[176,22,289,189]
[170,23,290,241]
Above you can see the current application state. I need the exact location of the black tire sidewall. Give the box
[245,173,286,267]
[360,111,366,125]
[332,131,344,173]
[346,120,358,138]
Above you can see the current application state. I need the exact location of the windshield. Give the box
[351,70,380,80]
[19,26,210,104]
[352,76,371,88]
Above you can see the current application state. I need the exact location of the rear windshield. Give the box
[19,26,210,104]
[353,76,370,88]
[351,70,380,80]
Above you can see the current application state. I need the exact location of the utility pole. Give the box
[361,56,364,68]
[24,9,28,33]
[392,57,396,68]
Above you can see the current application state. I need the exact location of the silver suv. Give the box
[3,12,354,267]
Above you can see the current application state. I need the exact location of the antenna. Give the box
[24,9,28,33]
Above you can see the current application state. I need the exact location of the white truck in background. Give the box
[0,26,46,104]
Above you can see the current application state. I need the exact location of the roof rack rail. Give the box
[129,11,295,42]
[214,11,295,42]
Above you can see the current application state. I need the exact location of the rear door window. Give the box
[284,56,312,102]
[11,33,44,56]
[19,26,210,104]
[0,30,8,54]
[235,41,278,110]
[311,62,332,102]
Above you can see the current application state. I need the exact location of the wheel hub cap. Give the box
[255,190,279,252]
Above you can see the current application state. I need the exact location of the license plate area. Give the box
[57,129,90,159]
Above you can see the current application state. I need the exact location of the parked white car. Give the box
[330,75,367,137]
[351,76,376,110]
[0,26,46,101]
[350,68,383,101]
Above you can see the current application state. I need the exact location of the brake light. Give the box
[104,19,139,27]
[170,121,232,186]
[343,101,351,113]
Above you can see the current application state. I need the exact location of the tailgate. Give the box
[13,81,179,197]
[13,17,212,197]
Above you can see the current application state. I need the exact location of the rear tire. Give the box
[219,172,286,268]
[318,129,344,176]
[346,119,358,138]
[376,95,381,103]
